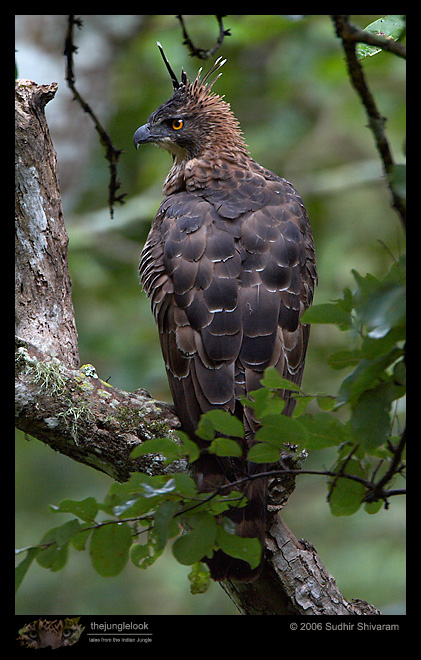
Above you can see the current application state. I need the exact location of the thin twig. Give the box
[331,15,406,231]
[176,14,231,60]
[374,428,406,493]
[327,444,359,503]
[64,15,126,218]
[175,461,406,519]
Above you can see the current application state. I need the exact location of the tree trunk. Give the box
[14,80,381,616]
[15,80,79,369]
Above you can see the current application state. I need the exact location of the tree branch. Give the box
[214,463,406,509]
[331,15,406,231]
[64,15,126,218]
[15,79,380,615]
[176,15,231,60]
[15,337,182,483]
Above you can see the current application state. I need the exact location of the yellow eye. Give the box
[172,119,184,130]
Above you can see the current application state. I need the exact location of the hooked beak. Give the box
[133,123,152,149]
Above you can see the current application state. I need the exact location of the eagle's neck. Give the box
[163,156,188,196]
[163,145,251,197]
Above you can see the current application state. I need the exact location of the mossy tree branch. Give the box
[15,337,182,482]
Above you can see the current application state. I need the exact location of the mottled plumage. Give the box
[135,52,317,582]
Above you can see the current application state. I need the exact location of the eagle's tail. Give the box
[195,453,267,582]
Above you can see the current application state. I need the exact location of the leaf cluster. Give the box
[15,457,259,596]
[301,255,405,511]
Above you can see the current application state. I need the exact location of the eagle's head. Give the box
[134,43,248,162]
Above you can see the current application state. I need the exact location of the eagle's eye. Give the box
[172,118,184,131]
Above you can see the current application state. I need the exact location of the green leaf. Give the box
[176,431,200,462]
[242,387,286,419]
[15,547,40,593]
[364,500,383,514]
[89,521,132,577]
[130,542,158,569]
[209,437,243,457]
[298,413,351,450]
[106,474,159,517]
[260,367,302,391]
[215,490,247,513]
[301,302,352,330]
[106,473,149,502]
[195,414,215,440]
[53,519,84,546]
[255,414,306,447]
[357,280,406,339]
[36,528,70,572]
[316,394,338,411]
[49,497,98,522]
[172,513,217,566]
[71,527,92,551]
[351,270,381,307]
[357,15,406,59]
[197,409,245,439]
[389,163,406,200]
[35,520,83,572]
[393,359,406,390]
[172,472,198,499]
[361,326,405,360]
[329,459,367,516]
[188,562,211,594]
[247,442,280,463]
[292,394,315,416]
[153,501,180,550]
[216,525,262,569]
[327,349,362,370]
[338,348,403,407]
[350,386,391,452]
[113,498,143,517]
[131,437,182,464]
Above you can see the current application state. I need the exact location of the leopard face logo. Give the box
[17,617,84,649]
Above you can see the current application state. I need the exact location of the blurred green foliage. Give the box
[16,15,405,615]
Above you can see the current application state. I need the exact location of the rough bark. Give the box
[15,80,79,369]
[222,515,381,615]
[15,80,381,615]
